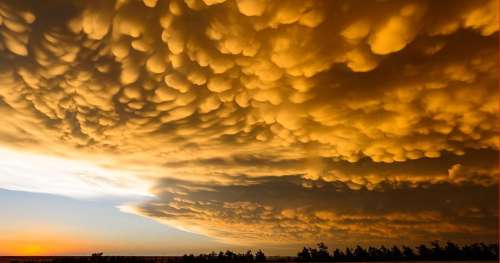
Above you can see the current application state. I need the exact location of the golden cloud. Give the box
[126,176,498,245]
[0,0,497,246]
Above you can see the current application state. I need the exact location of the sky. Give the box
[0,0,498,256]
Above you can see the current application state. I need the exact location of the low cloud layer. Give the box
[0,0,497,247]
[128,176,498,246]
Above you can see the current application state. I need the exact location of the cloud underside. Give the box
[0,0,497,245]
[130,175,498,246]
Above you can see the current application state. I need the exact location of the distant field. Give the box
[1,257,184,263]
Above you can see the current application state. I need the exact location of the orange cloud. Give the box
[0,0,497,246]
[127,176,498,246]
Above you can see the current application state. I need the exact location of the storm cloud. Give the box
[0,0,497,247]
[129,175,498,245]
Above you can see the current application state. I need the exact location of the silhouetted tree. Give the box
[402,246,415,259]
[430,241,444,258]
[379,246,391,259]
[488,243,499,257]
[255,250,266,262]
[332,248,345,259]
[345,247,353,258]
[416,244,432,258]
[353,245,368,259]
[225,250,236,261]
[368,246,381,258]
[390,246,402,258]
[444,242,461,258]
[218,251,225,262]
[316,242,330,261]
[480,242,494,259]
[309,247,319,261]
[297,247,311,261]
[244,250,254,262]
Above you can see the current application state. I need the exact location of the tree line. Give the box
[181,241,499,262]
[180,250,266,263]
[12,241,497,263]
[296,241,498,261]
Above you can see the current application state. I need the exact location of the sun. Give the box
[15,244,45,256]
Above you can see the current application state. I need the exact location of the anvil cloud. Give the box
[0,0,497,247]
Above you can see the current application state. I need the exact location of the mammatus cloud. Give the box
[0,0,497,246]
[126,176,498,246]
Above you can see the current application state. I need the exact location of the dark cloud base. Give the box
[132,175,498,246]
